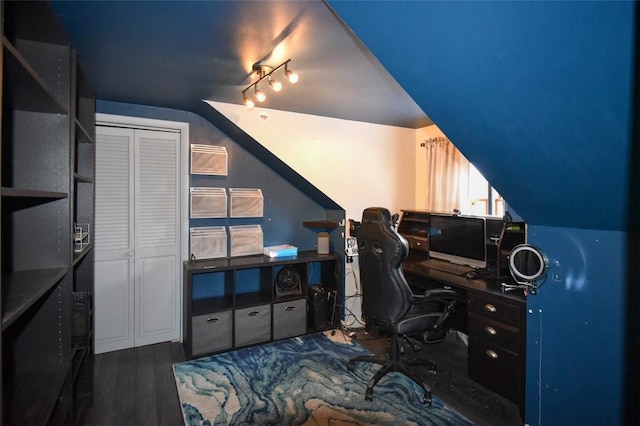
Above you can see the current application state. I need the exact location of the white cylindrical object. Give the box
[317,232,330,254]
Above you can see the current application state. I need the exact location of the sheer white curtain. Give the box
[424,137,470,213]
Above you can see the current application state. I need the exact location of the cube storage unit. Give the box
[183,251,340,359]
[0,1,96,424]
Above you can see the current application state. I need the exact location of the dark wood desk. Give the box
[402,254,526,415]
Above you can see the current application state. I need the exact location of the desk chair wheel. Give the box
[365,388,374,401]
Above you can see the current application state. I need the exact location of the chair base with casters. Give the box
[347,333,436,404]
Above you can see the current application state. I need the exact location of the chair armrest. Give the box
[412,288,462,305]
[411,288,463,331]
[424,288,461,302]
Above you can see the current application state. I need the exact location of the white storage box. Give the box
[190,226,227,259]
[229,188,263,218]
[229,225,263,257]
[190,144,228,176]
[190,187,227,218]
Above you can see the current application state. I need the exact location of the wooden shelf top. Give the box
[2,267,68,331]
[302,220,337,230]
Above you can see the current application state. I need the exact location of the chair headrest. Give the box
[362,207,392,227]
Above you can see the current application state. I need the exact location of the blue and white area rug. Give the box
[173,331,474,425]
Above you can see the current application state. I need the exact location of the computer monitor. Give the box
[428,213,487,269]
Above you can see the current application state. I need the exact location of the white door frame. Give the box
[96,113,189,344]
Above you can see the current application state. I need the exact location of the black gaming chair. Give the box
[347,207,462,404]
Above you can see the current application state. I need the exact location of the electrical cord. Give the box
[341,259,364,327]
[337,301,366,327]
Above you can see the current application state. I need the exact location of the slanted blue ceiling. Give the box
[329,1,635,231]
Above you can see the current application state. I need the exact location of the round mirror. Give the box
[509,244,548,282]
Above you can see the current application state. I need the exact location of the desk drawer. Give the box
[468,313,520,353]
[467,293,522,326]
[468,335,520,401]
[404,235,429,253]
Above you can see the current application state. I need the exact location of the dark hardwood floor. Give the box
[81,330,521,426]
[80,342,186,426]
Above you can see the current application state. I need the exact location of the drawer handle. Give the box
[484,303,497,313]
[486,350,499,359]
[248,311,259,317]
[206,317,219,323]
[484,326,497,335]
[285,306,295,311]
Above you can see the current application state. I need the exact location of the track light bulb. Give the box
[244,95,255,109]
[285,65,298,84]
[269,77,282,92]
[254,87,266,102]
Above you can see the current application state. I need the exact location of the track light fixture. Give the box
[241,59,298,109]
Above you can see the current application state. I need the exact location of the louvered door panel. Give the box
[95,132,132,251]
[137,134,178,248]
[134,129,181,347]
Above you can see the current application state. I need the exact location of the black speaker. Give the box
[307,285,334,330]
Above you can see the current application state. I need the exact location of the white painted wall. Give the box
[208,100,427,326]
[208,101,417,221]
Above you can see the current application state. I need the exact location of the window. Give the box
[423,136,502,217]
[466,164,503,217]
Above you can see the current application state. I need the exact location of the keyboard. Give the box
[420,258,474,276]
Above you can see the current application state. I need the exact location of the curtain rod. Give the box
[420,136,449,147]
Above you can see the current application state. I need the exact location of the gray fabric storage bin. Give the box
[273,299,307,340]
[192,310,233,355]
[234,304,271,346]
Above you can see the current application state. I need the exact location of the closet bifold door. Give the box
[94,126,136,353]
[1,1,78,425]
[94,125,181,353]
